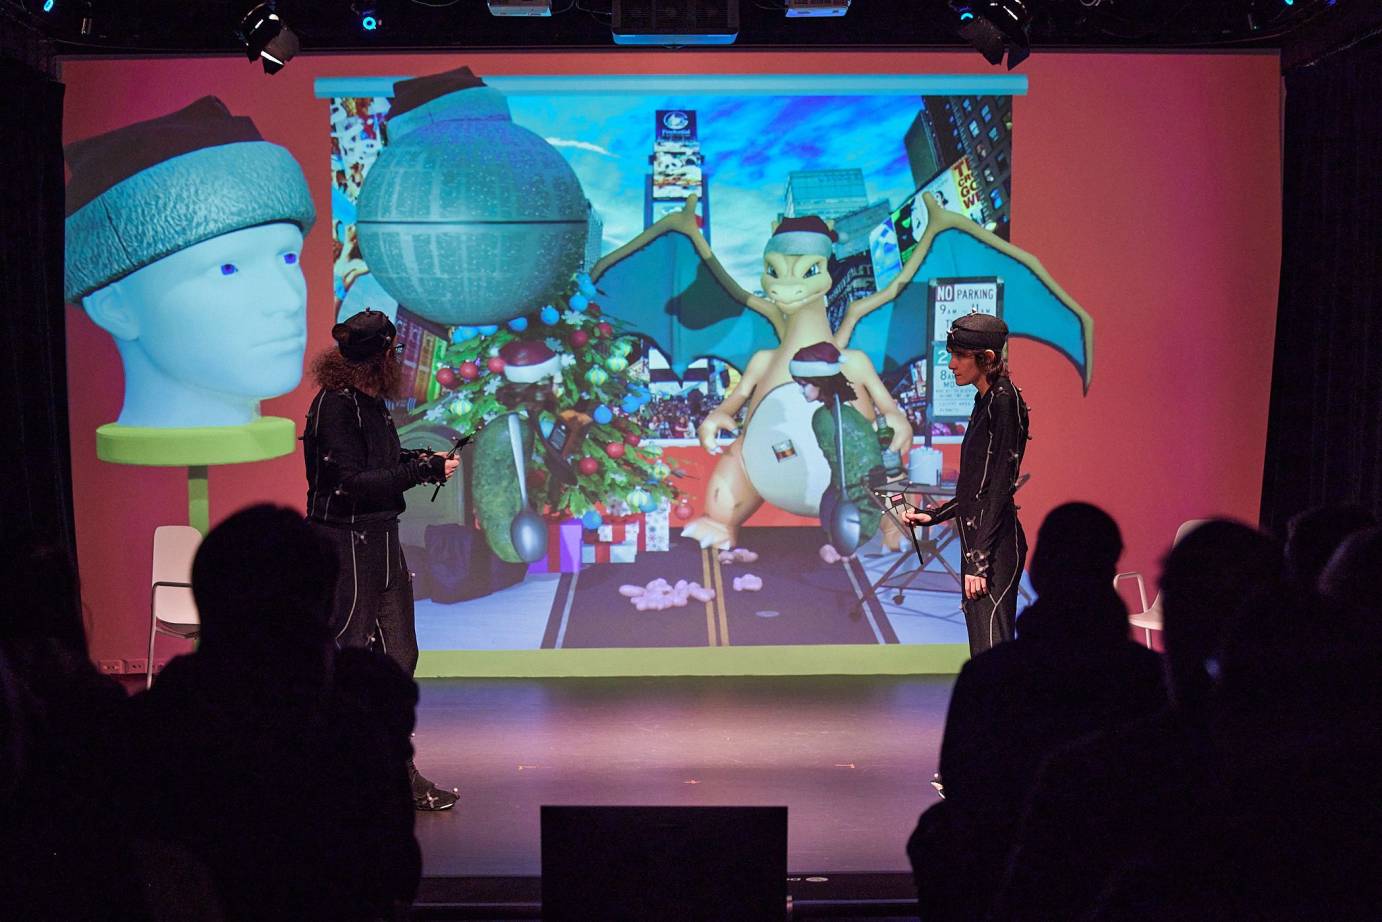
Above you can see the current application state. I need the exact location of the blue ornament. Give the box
[576,273,598,298]
[621,397,641,415]
[639,498,658,514]
[539,416,555,438]
[593,405,613,425]
[507,316,529,332]
[452,325,478,343]
[568,293,589,312]
[477,324,499,336]
[581,509,603,530]
[540,305,560,325]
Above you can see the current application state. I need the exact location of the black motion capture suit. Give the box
[927,315,1032,654]
[304,385,444,676]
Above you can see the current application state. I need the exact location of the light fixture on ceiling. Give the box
[237,2,299,74]
[950,0,1033,70]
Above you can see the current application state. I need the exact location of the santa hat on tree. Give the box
[500,339,562,384]
[789,341,844,379]
[764,215,838,259]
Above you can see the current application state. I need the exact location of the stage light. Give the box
[237,2,300,75]
[42,0,55,11]
[950,0,1032,70]
[353,1,384,31]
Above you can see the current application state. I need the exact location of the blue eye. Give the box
[805,264,820,278]
[220,264,238,276]
[283,253,299,265]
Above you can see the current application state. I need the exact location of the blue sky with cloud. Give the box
[507,93,927,288]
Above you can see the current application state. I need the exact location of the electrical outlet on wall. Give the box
[98,660,125,674]
[124,658,148,674]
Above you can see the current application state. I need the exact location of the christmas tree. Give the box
[417,272,676,524]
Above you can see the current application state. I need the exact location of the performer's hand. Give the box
[901,509,933,527]
[964,574,988,600]
[432,453,461,479]
[697,410,737,455]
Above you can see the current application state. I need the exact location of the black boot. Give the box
[408,760,458,811]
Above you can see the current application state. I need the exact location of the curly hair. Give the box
[310,346,403,398]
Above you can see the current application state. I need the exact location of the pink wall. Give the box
[59,50,1282,665]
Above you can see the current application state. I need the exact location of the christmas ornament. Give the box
[540,305,560,325]
[458,361,480,381]
[604,442,626,459]
[436,367,459,388]
[595,322,613,338]
[623,433,641,447]
[452,325,478,343]
[606,355,628,373]
[451,396,473,415]
[508,316,529,332]
[478,324,499,335]
[577,456,599,476]
[570,329,590,348]
[587,303,602,318]
[621,396,641,415]
[486,356,506,374]
[653,462,671,480]
[610,339,633,357]
[576,272,598,298]
[674,499,694,521]
[586,366,609,386]
[581,509,603,530]
[568,293,589,312]
[593,405,614,425]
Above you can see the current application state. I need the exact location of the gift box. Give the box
[644,500,671,552]
[581,542,638,565]
[527,517,584,574]
[581,513,643,564]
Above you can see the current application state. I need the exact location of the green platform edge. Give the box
[416,643,969,678]
[95,417,297,466]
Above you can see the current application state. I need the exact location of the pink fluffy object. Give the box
[732,573,763,592]
[716,547,760,565]
[622,577,716,610]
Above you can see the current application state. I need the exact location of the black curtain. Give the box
[0,58,73,550]
[1260,37,1382,536]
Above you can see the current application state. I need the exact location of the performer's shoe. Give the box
[409,760,458,811]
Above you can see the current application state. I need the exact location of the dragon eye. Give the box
[804,264,820,278]
[765,265,778,278]
[219,263,239,276]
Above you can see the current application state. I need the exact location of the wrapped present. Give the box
[644,499,670,552]
[581,542,638,565]
[587,514,645,552]
[581,514,642,564]
[528,517,583,574]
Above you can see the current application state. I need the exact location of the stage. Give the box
[407,674,951,917]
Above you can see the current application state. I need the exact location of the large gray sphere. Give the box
[356,86,588,326]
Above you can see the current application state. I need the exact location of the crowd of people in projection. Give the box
[5,501,1379,918]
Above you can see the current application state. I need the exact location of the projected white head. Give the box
[63,96,316,429]
[81,224,308,428]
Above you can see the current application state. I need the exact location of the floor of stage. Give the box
[409,674,953,879]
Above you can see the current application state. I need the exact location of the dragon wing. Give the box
[590,200,782,377]
[850,194,1094,392]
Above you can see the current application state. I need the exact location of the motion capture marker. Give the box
[754,610,781,619]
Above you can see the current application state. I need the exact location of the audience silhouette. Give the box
[907,503,1166,922]
[124,505,421,921]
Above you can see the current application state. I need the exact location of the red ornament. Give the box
[673,499,694,521]
[487,356,506,374]
[595,322,614,338]
[587,303,602,317]
[604,441,626,460]
[435,367,458,389]
[458,361,480,381]
[570,329,590,348]
[623,433,641,447]
[577,457,599,476]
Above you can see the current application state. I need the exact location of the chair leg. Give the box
[1144,626,1152,648]
[147,617,158,690]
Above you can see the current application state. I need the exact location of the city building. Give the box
[584,200,604,270]
[915,95,1013,237]
[783,169,869,222]
[832,199,893,259]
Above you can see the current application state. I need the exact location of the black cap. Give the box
[332,309,396,362]
[946,311,1008,354]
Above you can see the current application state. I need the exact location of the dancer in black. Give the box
[904,313,1030,654]
[303,308,461,810]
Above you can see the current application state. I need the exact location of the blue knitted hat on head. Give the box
[64,96,315,302]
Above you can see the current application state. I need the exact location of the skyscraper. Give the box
[584,200,604,270]
[644,109,710,243]
[783,169,869,222]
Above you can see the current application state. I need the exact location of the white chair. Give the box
[147,525,202,688]
[1114,519,1210,647]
